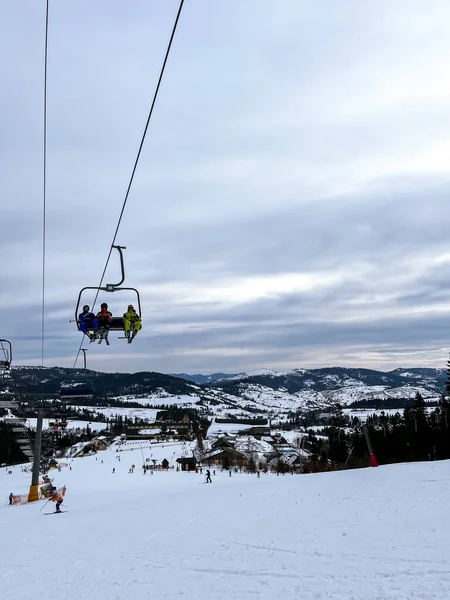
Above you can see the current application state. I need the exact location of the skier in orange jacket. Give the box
[51,491,64,513]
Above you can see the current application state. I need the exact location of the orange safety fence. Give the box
[10,485,66,506]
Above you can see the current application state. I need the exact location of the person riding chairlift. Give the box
[78,305,99,341]
[123,304,142,341]
[96,303,113,340]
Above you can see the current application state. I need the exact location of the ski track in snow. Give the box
[1,443,450,599]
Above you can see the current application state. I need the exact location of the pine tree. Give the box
[439,395,450,429]
[327,403,349,465]
[446,353,450,397]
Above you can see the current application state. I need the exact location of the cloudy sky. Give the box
[2,1,450,375]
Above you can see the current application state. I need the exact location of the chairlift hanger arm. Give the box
[107,245,126,290]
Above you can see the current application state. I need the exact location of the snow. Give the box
[64,381,440,427]
[0,408,15,420]
[137,393,201,407]
[207,381,440,420]
[223,368,306,380]
[2,443,450,599]
[113,439,193,465]
[189,382,439,423]
[26,418,108,432]
[138,428,161,435]
[78,406,161,422]
[234,435,275,455]
[343,408,435,421]
[398,371,422,378]
[88,393,200,408]
[207,418,265,437]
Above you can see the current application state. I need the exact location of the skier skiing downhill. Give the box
[50,491,64,513]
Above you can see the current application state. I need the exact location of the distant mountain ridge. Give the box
[208,367,447,394]
[1,366,198,399]
[172,367,446,394]
[1,366,447,419]
[201,366,447,414]
[170,372,234,385]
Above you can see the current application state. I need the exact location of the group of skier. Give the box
[78,303,142,342]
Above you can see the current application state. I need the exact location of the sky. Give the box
[2,0,450,375]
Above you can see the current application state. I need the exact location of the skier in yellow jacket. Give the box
[123,304,142,342]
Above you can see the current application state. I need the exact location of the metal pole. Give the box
[363,425,378,467]
[28,407,43,501]
[40,498,50,511]
[81,348,87,370]
[344,446,354,468]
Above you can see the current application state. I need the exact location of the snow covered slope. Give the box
[2,448,450,599]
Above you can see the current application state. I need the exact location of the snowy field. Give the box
[2,445,450,599]
[343,408,405,419]
[26,418,107,432]
[207,417,263,437]
[343,407,437,420]
[108,394,201,407]
[78,406,162,422]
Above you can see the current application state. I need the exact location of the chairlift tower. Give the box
[28,399,44,502]
[81,348,88,370]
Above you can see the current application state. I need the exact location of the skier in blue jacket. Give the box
[78,305,98,340]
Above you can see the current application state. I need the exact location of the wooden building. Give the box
[201,447,248,469]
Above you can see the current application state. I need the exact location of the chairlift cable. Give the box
[41,0,50,368]
[72,0,185,368]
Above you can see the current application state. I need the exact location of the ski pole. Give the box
[40,499,51,512]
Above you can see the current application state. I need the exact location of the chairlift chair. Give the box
[0,339,12,371]
[74,246,142,344]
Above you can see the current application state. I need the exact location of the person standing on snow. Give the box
[9,492,13,505]
[51,491,64,513]
[205,470,212,483]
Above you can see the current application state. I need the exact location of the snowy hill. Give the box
[212,366,446,393]
[205,367,446,412]
[170,372,235,384]
[0,366,198,397]
[3,448,450,599]
[2,366,446,426]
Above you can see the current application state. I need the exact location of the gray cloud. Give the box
[2,1,450,373]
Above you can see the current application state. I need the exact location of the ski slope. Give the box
[2,446,450,599]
